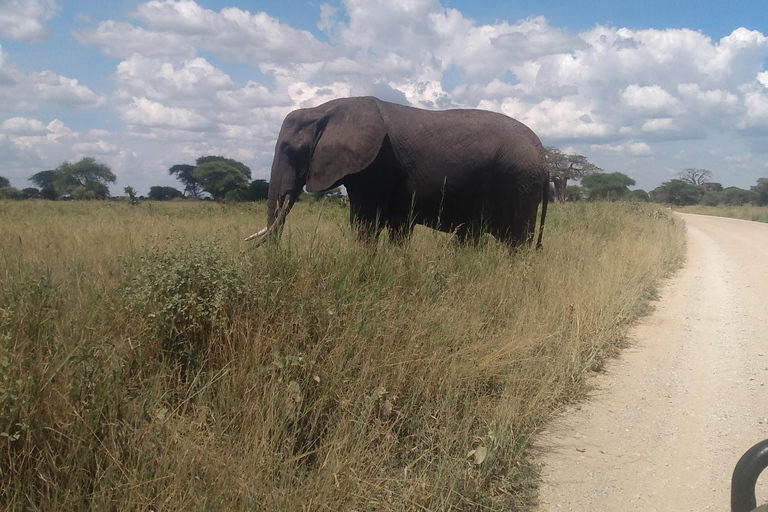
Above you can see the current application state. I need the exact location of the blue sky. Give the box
[1,0,767,195]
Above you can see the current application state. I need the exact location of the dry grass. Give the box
[676,204,768,224]
[0,199,684,510]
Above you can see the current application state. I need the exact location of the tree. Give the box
[192,158,251,201]
[721,187,755,206]
[21,187,41,199]
[751,178,768,206]
[193,161,248,201]
[703,182,723,192]
[650,179,703,206]
[124,186,138,205]
[169,164,202,198]
[544,147,602,203]
[580,172,636,201]
[29,169,59,199]
[169,156,252,200]
[627,189,650,202]
[148,186,184,201]
[0,176,9,188]
[30,157,116,200]
[565,185,584,201]
[678,168,713,186]
[245,179,269,201]
[701,191,721,206]
[0,186,22,200]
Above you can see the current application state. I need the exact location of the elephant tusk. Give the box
[244,227,268,242]
[245,193,293,247]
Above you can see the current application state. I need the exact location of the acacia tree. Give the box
[192,156,252,201]
[30,157,116,199]
[650,179,703,205]
[544,147,602,203]
[169,164,201,198]
[169,156,252,200]
[580,172,636,201]
[148,186,183,201]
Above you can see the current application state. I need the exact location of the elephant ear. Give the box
[306,97,387,192]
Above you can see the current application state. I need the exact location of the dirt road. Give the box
[536,213,768,511]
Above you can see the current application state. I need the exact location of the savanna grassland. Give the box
[0,199,684,511]
[676,204,768,224]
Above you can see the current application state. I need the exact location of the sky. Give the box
[1,0,768,195]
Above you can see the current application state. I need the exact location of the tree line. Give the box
[544,147,768,206]
[1,150,767,207]
[0,155,271,202]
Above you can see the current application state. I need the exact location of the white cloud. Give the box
[0,45,104,109]
[11,119,75,149]
[642,118,678,131]
[1,117,48,135]
[621,85,678,112]
[72,140,119,155]
[114,55,235,101]
[119,96,210,130]
[591,142,653,155]
[0,0,59,42]
[77,1,331,64]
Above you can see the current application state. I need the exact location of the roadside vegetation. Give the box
[676,205,768,224]
[0,199,683,510]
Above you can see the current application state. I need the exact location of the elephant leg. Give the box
[502,194,542,249]
[349,199,384,243]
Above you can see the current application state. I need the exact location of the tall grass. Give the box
[677,204,768,223]
[0,199,684,510]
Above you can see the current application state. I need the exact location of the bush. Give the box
[125,241,244,375]
[0,187,23,200]
[701,191,721,206]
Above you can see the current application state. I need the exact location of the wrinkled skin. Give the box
[255,96,549,249]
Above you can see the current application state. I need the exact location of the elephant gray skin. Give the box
[247,96,549,249]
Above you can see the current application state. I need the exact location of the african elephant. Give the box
[246,96,549,249]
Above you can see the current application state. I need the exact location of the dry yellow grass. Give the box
[677,204,768,224]
[0,199,684,510]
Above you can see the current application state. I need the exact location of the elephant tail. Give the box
[536,172,549,249]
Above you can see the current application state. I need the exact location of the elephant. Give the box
[246,96,549,249]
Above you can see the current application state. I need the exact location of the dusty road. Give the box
[536,213,768,511]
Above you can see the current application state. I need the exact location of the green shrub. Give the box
[125,241,244,375]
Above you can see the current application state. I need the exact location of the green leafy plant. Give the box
[125,240,244,374]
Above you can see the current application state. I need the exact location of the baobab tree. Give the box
[544,147,602,203]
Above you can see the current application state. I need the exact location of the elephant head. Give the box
[246,97,387,245]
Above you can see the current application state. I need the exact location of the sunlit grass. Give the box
[0,198,684,510]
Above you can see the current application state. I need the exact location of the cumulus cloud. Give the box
[621,85,678,113]
[1,117,48,135]
[114,55,235,101]
[76,0,331,63]
[0,0,59,42]
[119,96,211,130]
[0,45,104,109]
[72,140,119,155]
[10,119,75,149]
[591,142,654,155]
